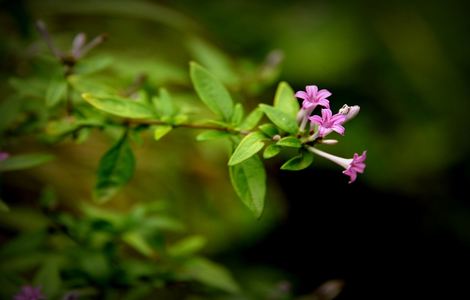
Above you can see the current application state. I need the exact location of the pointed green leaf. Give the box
[153,88,176,117]
[122,231,155,257]
[82,93,155,119]
[229,155,266,218]
[281,149,314,171]
[153,125,172,141]
[74,56,113,75]
[276,136,302,148]
[239,107,264,130]
[187,37,239,85]
[46,77,67,107]
[190,62,233,120]
[274,81,299,117]
[0,154,54,172]
[181,257,240,293]
[196,130,232,141]
[259,104,298,134]
[263,144,281,159]
[228,132,266,166]
[94,134,135,203]
[258,123,279,137]
[231,103,244,125]
[167,235,206,257]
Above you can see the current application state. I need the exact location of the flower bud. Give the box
[339,104,360,122]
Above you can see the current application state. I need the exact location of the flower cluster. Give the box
[295,85,367,183]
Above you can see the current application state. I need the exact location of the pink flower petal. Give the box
[295,91,308,100]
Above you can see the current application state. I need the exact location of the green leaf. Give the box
[258,123,279,137]
[82,93,155,119]
[187,37,239,86]
[229,155,266,218]
[231,103,244,125]
[281,149,314,171]
[0,198,9,212]
[276,136,302,148]
[167,235,206,257]
[0,154,54,172]
[94,134,135,203]
[46,77,67,107]
[196,130,232,141]
[153,88,176,117]
[259,104,298,134]
[228,132,266,166]
[263,144,281,159]
[181,257,240,293]
[153,125,172,141]
[239,107,264,130]
[190,62,234,120]
[33,257,62,298]
[122,231,155,257]
[274,81,299,118]
[74,56,113,75]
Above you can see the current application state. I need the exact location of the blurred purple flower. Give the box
[295,85,331,110]
[14,286,45,300]
[309,108,346,137]
[0,151,9,161]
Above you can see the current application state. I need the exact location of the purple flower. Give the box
[342,151,367,183]
[295,85,331,110]
[0,151,9,161]
[307,147,367,183]
[309,109,346,137]
[14,286,45,300]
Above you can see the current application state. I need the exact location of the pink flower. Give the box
[14,286,45,300]
[309,109,346,137]
[342,151,367,183]
[295,85,331,110]
[307,147,367,183]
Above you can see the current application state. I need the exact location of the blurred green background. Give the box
[1,0,469,299]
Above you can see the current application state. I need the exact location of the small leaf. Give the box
[82,93,155,119]
[153,125,172,141]
[259,104,298,134]
[229,155,266,218]
[190,62,234,120]
[153,88,175,117]
[231,103,244,125]
[263,144,281,159]
[239,107,264,130]
[46,77,67,107]
[276,136,302,148]
[0,198,9,212]
[0,154,54,172]
[167,235,206,257]
[94,133,135,203]
[228,132,266,166]
[281,149,314,171]
[122,231,155,257]
[258,123,279,137]
[274,81,299,118]
[181,257,240,293]
[196,130,232,141]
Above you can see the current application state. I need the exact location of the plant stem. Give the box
[129,119,250,135]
